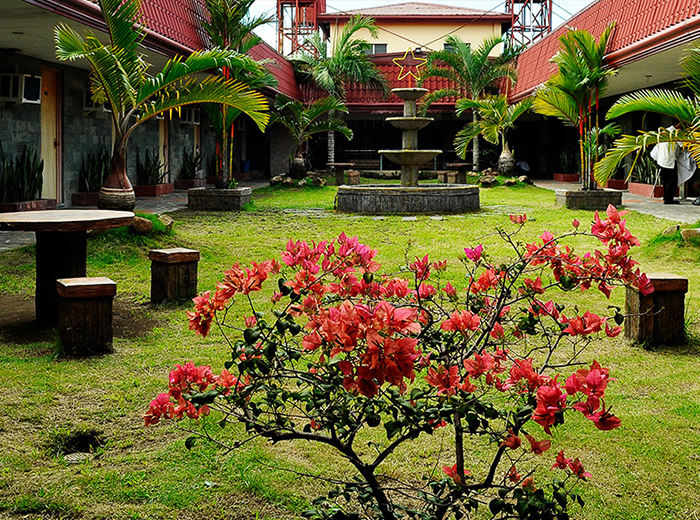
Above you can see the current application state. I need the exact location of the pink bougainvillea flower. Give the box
[442,282,457,299]
[510,214,527,225]
[440,310,481,334]
[418,283,436,299]
[572,218,580,229]
[409,254,431,279]
[464,244,483,262]
[489,321,505,340]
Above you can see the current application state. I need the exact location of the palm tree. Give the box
[533,23,616,190]
[420,35,518,171]
[453,95,532,176]
[271,96,353,178]
[202,0,277,185]
[291,15,388,165]
[595,44,700,186]
[55,0,269,210]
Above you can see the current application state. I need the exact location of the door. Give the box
[40,67,61,203]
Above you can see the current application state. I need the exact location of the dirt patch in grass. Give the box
[0,295,161,345]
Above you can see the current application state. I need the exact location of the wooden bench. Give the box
[625,273,688,346]
[149,248,200,303]
[57,277,116,356]
[346,170,362,185]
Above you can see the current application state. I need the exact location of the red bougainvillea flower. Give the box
[508,465,521,483]
[442,282,458,299]
[501,429,522,450]
[143,393,174,426]
[186,291,222,337]
[440,310,481,334]
[425,365,461,397]
[442,463,468,484]
[504,358,549,393]
[552,450,572,470]
[409,254,431,279]
[532,377,566,434]
[521,477,537,492]
[586,401,622,430]
[525,434,551,455]
[568,457,592,479]
[572,218,580,229]
[510,213,527,224]
[464,244,483,262]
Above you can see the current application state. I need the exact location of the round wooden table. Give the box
[0,210,134,326]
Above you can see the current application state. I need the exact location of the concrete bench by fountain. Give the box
[336,88,479,214]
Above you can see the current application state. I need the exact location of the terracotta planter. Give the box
[174,178,206,190]
[553,173,580,182]
[134,183,174,198]
[187,187,252,211]
[605,179,628,190]
[71,192,99,206]
[626,182,677,199]
[0,199,57,212]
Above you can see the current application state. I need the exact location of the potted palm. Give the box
[553,149,580,183]
[271,95,353,179]
[534,24,622,210]
[54,0,269,211]
[453,95,532,176]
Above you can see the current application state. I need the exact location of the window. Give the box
[365,44,387,55]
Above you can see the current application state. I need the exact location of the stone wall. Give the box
[0,53,42,159]
[268,123,295,177]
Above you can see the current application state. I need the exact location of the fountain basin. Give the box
[336,184,480,214]
[392,87,429,101]
[386,117,433,131]
[379,150,441,166]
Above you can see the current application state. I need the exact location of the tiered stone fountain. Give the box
[336,87,480,214]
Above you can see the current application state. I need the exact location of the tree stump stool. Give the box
[436,171,449,183]
[625,273,688,346]
[347,170,361,185]
[149,248,200,303]
[57,277,116,356]
[447,163,472,184]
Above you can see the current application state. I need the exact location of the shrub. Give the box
[78,140,110,192]
[0,143,44,203]
[146,205,652,520]
[178,147,201,181]
[136,148,167,185]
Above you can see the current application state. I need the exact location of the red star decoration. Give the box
[393,48,427,83]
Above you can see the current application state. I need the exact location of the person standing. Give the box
[651,126,681,204]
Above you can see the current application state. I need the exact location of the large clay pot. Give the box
[498,149,515,177]
[289,157,307,179]
[98,187,136,211]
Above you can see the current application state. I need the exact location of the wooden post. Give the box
[57,277,116,356]
[625,273,688,346]
[149,248,200,303]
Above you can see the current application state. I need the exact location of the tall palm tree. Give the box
[533,23,616,190]
[453,95,532,176]
[291,15,389,165]
[55,0,269,210]
[420,35,518,171]
[271,96,353,178]
[595,43,700,186]
[202,0,277,185]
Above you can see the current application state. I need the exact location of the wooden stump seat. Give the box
[346,170,361,185]
[57,277,116,356]
[149,248,200,303]
[625,273,688,346]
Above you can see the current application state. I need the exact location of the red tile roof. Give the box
[250,41,302,100]
[318,2,511,24]
[511,0,700,101]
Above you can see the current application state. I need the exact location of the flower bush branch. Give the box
[146,206,651,520]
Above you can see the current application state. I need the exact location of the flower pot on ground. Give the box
[555,188,622,209]
[627,182,677,198]
[134,148,174,198]
[553,172,580,182]
[174,147,205,190]
[605,179,628,190]
[0,143,54,212]
[72,141,110,206]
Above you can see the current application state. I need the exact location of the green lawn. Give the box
[0,182,698,520]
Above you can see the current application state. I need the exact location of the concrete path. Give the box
[2,180,699,251]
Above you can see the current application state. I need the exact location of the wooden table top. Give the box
[327,163,355,168]
[0,209,134,232]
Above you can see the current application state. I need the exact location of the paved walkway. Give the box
[2,180,699,251]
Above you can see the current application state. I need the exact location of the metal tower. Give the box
[277,0,326,56]
[505,0,552,48]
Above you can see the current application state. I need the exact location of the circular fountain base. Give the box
[337,184,480,214]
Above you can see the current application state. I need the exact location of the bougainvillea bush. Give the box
[145,205,652,520]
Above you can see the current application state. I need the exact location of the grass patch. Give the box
[0,183,698,519]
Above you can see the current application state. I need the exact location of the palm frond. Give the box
[606,89,699,123]
[454,123,483,159]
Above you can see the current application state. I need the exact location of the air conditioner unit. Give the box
[22,75,41,104]
[0,74,23,102]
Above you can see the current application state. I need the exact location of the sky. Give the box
[250,0,596,50]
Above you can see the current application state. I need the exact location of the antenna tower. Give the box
[277,0,326,55]
[505,0,552,48]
